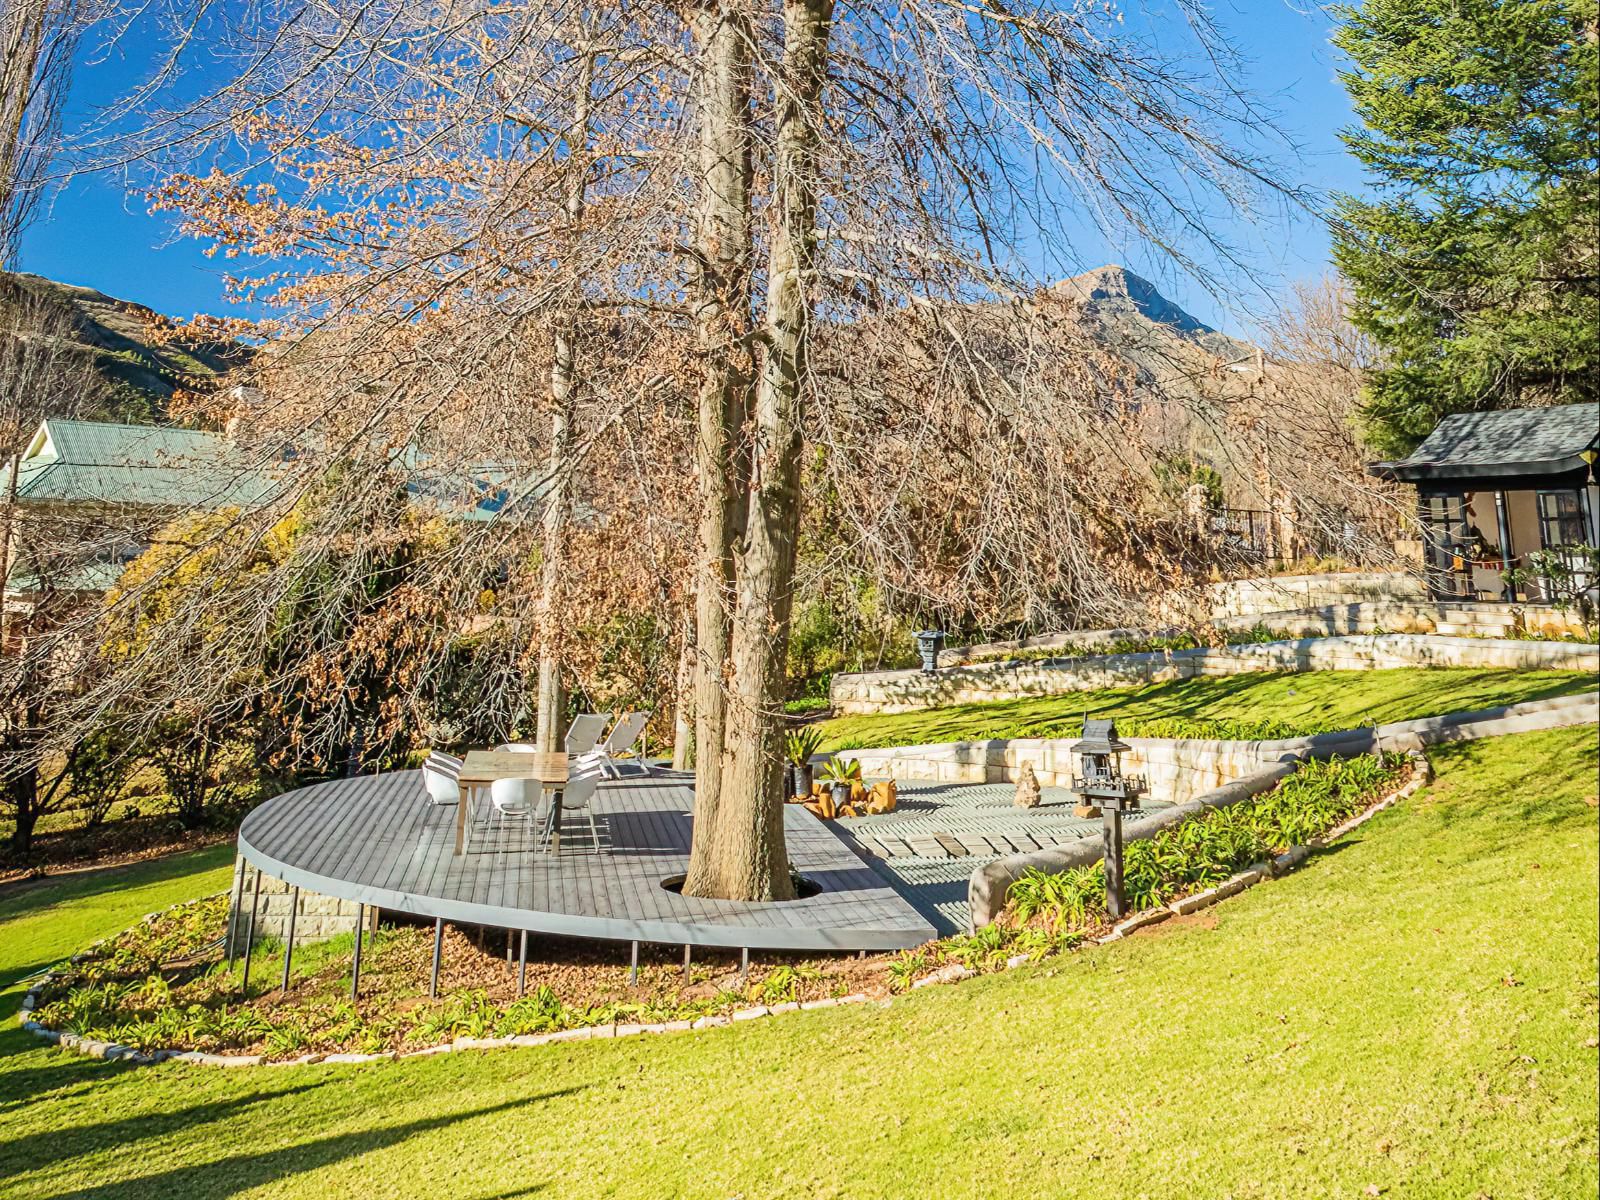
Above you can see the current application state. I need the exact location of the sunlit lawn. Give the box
[0,727,1595,1199]
[818,666,1596,749]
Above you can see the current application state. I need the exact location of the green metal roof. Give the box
[13,419,276,509]
[10,418,555,525]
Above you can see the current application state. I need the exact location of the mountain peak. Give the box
[1052,265,1217,338]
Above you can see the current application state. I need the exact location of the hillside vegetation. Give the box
[0,270,245,419]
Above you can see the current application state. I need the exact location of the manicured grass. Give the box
[1,726,1595,1197]
[819,666,1596,748]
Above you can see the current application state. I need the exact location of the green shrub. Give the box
[1007,754,1401,929]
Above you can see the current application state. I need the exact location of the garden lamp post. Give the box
[914,629,946,674]
[1069,719,1147,920]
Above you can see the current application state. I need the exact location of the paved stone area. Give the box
[835,780,1173,934]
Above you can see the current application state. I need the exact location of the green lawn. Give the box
[1,727,1595,1198]
[819,666,1596,749]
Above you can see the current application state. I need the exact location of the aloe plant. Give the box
[785,726,824,766]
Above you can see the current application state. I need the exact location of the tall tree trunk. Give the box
[682,0,754,894]
[534,44,596,752]
[687,0,831,901]
[671,607,695,770]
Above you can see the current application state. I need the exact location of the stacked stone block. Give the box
[227,856,364,950]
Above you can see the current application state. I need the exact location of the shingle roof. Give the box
[1369,402,1599,483]
[13,420,276,509]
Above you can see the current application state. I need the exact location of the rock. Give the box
[1014,763,1042,809]
[910,962,974,989]
[1113,908,1171,937]
[1170,888,1220,916]
[1272,845,1309,875]
[866,781,898,814]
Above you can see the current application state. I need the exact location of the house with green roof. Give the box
[12,419,277,512]
[3,417,544,611]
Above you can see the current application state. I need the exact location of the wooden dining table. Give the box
[454,750,569,856]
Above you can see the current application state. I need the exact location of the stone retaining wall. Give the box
[226,856,363,951]
[839,691,1597,805]
[1163,570,1427,622]
[831,633,1599,715]
[951,600,1587,663]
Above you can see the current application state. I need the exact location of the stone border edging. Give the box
[966,735,1458,928]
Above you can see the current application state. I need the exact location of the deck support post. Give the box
[279,887,299,993]
[226,853,246,966]
[351,904,366,1000]
[429,919,444,999]
[629,941,639,987]
[517,930,528,997]
[739,947,749,986]
[239,867,263,995]
[682,944,691,982]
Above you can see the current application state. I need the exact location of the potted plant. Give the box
[818,757,862,813]
[784,727,824,799]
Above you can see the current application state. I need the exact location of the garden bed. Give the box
[23,751,1415,1063]
[26,899,899,1061]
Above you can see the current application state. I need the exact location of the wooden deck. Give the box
[237,770,937,952]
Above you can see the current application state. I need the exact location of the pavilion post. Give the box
[279,887,299,993]
[1494,490,1515,600]
[517,930,528,997]
[239,867,263,995]
[351,903,366,1000]
[429,918,443,999]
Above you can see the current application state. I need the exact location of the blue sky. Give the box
[18,0,1367,340]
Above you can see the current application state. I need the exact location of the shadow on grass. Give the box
[0,1080,337,1179]
[0,843,236,925]
[30,1090,582,1200]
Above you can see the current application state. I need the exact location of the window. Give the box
[1418,493,1470,599]
[1537,490,1587,550]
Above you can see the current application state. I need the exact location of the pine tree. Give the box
[1331,0,1599,456]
